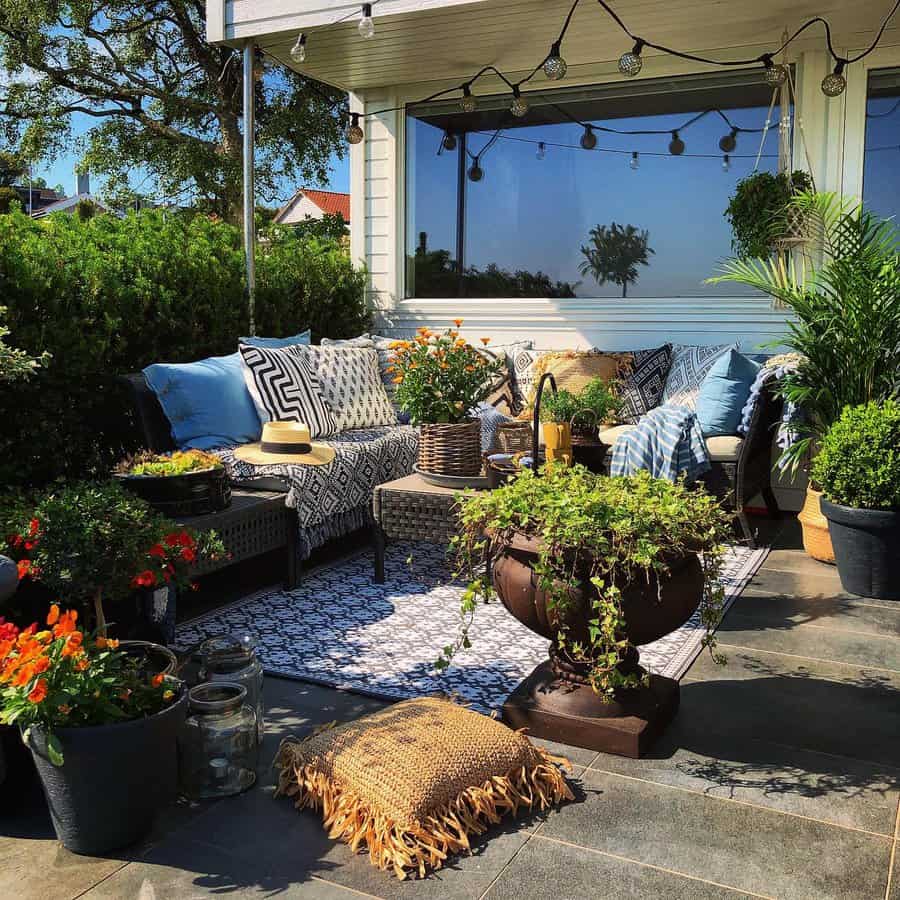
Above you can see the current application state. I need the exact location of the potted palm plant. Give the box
[0,603,186,853]
[710,192,900,562]
[442,465,730,756]
[390,321,503,479]
[812,402,900,600]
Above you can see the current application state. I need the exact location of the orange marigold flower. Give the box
[74,658,90,672]
[46,604,60,626]
[453,318,464,327]
[28,679,48,704]
[62,632,84,658]
[151,673,165,688]
[392,375,403,384]
[480,337,491,346]
[33,656,50,675]
[52,609,78,637]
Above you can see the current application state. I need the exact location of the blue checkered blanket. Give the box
[609,405,710,484]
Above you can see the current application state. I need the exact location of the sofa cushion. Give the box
[240,330,311,349]
[598,423,635,445]
[298,345,397,431]
[706,435,744,462]
[662,343,737,410]
[618,344,673,424]
[142,353,262,451]
[695,349,760,436]
[238,343,338,437]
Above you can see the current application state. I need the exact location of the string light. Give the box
[460,84,478,113]
[618,39,644,77]
[442,131,458,151]
[510,86,529,118]
[722,154,731,172]
[536,141,547,160]
[668,131,685,155]
[822,60,847,96]
[468,161,484,182]
[630,151,639,169]
[718,128,738,152]
[543,41,567,81]
[358,3,375,39]
[762,56,789,87]
[290,33,307,63]
[580,125,597,150]
[346,113,364,144]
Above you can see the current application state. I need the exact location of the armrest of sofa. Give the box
[119,373,178,454]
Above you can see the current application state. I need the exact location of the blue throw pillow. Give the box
[240,330,310,349]
[143,353,262,450]
[695,350,760,437]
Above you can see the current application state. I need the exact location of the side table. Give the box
[372,474,474,583]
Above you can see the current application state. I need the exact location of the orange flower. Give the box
[151,673,165,688]
[33,656,50,675]
[94,636,119,650]
[28,679,48,704]
[0,639,14,662]
[46,604,60,626]
[62,632,84,657]
[480,337,491,346]
[74,658,90,672]
[52,609,78,638]
[17,559,32,580]
[12,664,35,688]
[453,318,464,327]
[118,688,132,701]
[392,375,403,384]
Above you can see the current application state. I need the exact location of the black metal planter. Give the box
[114,467,231,517]
[820,498,900,600]
[24,687,188,855]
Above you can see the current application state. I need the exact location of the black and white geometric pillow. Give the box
[299,346,397,431]
[661,343,737,410]
[618,344,673,423]
[509,347,543,414]
[238,344,338,438]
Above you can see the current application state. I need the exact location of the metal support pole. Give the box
[455,133,467,297]
[242,43,257,336]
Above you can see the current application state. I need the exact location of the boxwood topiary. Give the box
[811,401,900,510]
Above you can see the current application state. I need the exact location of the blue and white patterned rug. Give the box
[176,541,768,713]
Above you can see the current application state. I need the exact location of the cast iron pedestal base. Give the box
[502,660,680,758]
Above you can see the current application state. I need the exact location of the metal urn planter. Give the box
[493,532,705,758]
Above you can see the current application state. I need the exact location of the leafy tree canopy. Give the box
[0,1,347,220]
[579,222,654,298]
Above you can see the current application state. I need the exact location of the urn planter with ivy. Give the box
[812,402,900,600]
[446,466,729,757]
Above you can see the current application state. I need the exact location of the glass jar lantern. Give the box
[179,682,258,799]
[198,634,264,739]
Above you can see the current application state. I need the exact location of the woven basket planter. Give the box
[418,420,482,477]
[494,421,533,454]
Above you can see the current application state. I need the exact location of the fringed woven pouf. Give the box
[273,697,574,879]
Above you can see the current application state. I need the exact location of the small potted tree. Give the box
[443,465,730,756]
[390,321,503,479]
[812,401,900,600]
[0,603,187,854]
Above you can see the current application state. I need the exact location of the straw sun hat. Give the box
[234,421,335,466]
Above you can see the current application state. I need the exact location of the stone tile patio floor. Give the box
[2,516,898,900]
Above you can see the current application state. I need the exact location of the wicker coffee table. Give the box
[372,474,478,583]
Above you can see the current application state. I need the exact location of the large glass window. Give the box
[405,71,788,299]
[863,67,900,223]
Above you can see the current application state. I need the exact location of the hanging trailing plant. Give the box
[724,170,813,259]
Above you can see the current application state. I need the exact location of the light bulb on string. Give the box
[536,142,546,160]
[358,3,375,39]
[290,33,307,63]
[510,86,529,118]
[668,131,685,155]
[580,125,597,150]
[346,113,364,145]
[442,131,458,152]
[630,151,639,170]
[618,39,644,77]
[722,154,731,172]
[822,61,847,97]
[762,56,788,87]
[468,161,484,182]
[460,84,477,114]
[718,128,738,153]
[543,40,567,81]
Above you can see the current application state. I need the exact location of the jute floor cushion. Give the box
[274,697,574,879]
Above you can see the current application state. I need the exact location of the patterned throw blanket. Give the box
[610,405,710,484]
[219,425,419,559]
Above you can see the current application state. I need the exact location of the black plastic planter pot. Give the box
[24,687,188,855]
[820,498,900,600]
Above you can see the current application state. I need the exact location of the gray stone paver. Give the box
[2,516,898,899]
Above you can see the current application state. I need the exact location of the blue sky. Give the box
[36,112,350,203]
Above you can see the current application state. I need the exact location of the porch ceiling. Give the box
[234,0,900,92]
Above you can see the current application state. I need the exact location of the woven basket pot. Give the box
[418,420,482,477]
[797,486,835,564]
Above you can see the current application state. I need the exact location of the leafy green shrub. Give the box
[538,389,582,424]
[811,401,900,509]
[0,208,369,485]
[579,377,621,425]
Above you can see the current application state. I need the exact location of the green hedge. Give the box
[0,208,369,486]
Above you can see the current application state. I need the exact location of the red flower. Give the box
[180,546,196,563]
[150,673,165,688]
[17,559,32,580]
[131,570,157,589]
[0,617,19,644]
[148,543,167,559]
[163,533,182,548]
[28,519,40,537]
[28,679,48,704]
